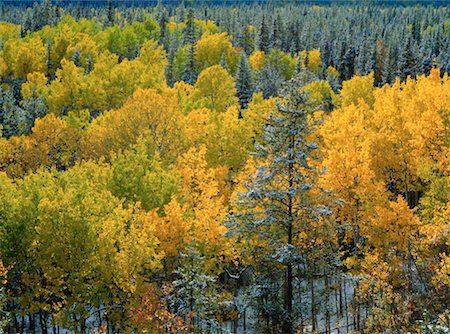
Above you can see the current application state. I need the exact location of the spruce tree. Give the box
[181,43,198,85]
[0,89,28,138]
[168,244,222,332]
[258,15,270,53]
[398,33,418,81]
[106,0,115,26]
[271,14,283,50]
[241,25,255,56]
[183,8,196,45]
[340,46,356,81]
[229,79,331,334]
[235,52,254,112]
[85,54,93,75]
[165,43,176,88]
[158,11,169,49]
[72,48,82,67]
[45,38,55,82]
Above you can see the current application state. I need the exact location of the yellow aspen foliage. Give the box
[325,65,340,78]
[266,49,297,79]
[10,162,162,329]
[436,254,450,287]
[207,105,248,171]
[135,39,167,87]
[108,140,180,211]
[65,34,100,67]
[47,59,107,115]
[336,72,375,108]
[3,36,46,79]
[1,114,80,177]
[399,69,450,172]
[240,93,275,142]
[169,81,195,113]
[195,32,235,71]
[167,19,185,34]
[369,196,420,253]
[299,49,322,74]
[153,198,190,259]
[191,65,237,112]
[129,284,193,333]
[356,251,411,333]
[81,89,183,161]
[318,102,385,226]
[0,56,7,78]
[176,145,234,269]
[21,71,48,99]
[249,50,265,71]
[194,19,220,34]
[43,23,100,74]
[0,22,20,43]
[96,205,162,295]
[184,107,214,147]
[370,81,418,191]
[301,80,336,109]
[99,58,147,109]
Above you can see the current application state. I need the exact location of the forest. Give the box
[0,0,450,333]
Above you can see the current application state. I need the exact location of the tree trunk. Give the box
[310,276,317,332]
[282,133,294,334]
[282,261,293,334]
[325,274,331,334]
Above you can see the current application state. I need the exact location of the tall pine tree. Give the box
[235,52,254,112]
[258,15,270,53]
[230,79,331,334]
[181,43,198,85]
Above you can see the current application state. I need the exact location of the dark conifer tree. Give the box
[229,80,332,334]
[165,41,176,88]
[340,46,357,81]
[258,15,270,53]
[398,33,418,81]
[72,49,82,67]
[181,43,198,85]
[158,11,169,49]
[183,8,196,45]
[106,0,115,26]
[85,54,93,75]
[235,52,254,112]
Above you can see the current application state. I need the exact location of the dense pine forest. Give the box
[1,0,450,333]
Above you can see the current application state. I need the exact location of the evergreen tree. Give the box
[271,14,283,50]
[106,0,115,26]
[22,95,47,121]
[85,54,93,75]
[239,25,255,56]
[45,38,55,82]
[320,41,332,75]
[0,89,29,138]
[235,52,254,112]
[219,54,229,72]
[420,53,433,76]
[72,48,82,67]
[158,11,169,49]
[256,64,284,99]
[181,43,198,85]
[165,43,176,88]
[258,15,270,53]
[230,80,331,334]
[340,46,357,81]
[168,244,222,332]
[398,33,418,81]
[380,46,393,85]
[183,8,196,45]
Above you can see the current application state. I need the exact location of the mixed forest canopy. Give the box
[1,0,450,333]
